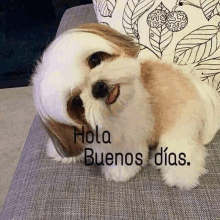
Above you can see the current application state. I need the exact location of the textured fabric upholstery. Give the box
[1,4,220,220]
[56,4,98,38]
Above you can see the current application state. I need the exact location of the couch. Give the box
[1,4,220,220]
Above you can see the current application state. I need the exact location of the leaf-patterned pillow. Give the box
[92,0,220,93]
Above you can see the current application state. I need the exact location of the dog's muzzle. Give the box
[92,81,120,105]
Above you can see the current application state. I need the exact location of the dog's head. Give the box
[32,23,141,157]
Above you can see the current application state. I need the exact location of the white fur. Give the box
[32,26,220,190]
[32,31,116,125]
[189,76,220,145]
[46,138,84,163]
[45,57,152,181]
[149,68,220,190]
[150,120,208,190]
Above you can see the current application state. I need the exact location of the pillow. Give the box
[92,0,220,91]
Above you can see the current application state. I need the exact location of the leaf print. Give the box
[148,3,172,57]
[174,25,220,65]
[131,38,159,58]
[194,56,220,76]
[196,57,220,92]
[98,0,117,17]
[156,1,169,12]
[194,56,220,88]
[139,43,148,50]
[147,2,170,29]
[149,24,173,57]
[200,0,220,21]
[122,0,155,40]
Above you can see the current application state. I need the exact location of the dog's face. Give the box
[32,23,141,157]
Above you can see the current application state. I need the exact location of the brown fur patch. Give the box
[77,23,140,58]
[140,60,199,145]
[67,94,87,126]
[41,119,91,157]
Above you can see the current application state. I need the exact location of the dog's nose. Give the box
[92,81,108,98]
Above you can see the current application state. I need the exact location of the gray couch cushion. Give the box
[1,4,220,220]
[56,4,98,38]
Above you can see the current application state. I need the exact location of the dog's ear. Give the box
[77,23,140,58]
[40,118,90,157]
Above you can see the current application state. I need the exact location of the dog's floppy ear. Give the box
[40,118,89,157]
[77,23,140,58]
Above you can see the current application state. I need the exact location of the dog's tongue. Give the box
[106,85,120,105]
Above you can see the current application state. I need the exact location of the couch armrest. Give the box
[56,4,97,37]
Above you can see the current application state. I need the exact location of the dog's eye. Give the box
[88,52,114,69]
[88,52,103,68]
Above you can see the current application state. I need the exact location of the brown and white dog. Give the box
[32,23,220,190]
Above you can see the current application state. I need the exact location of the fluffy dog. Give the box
[32,23,220,190]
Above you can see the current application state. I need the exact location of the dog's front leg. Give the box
[150,123,208,190]
[101,145,149,182]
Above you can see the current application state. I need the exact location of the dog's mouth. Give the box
[106,84,120,105]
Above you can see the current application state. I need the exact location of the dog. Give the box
[32,23,220,190]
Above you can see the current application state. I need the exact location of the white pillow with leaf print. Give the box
[92,0,220,92]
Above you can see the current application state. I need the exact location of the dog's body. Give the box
[32,23,220,190]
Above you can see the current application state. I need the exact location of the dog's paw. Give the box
[102,164,141,182]
[54,153,84,164]
[160,163,207,190]
[150,144,208,190]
